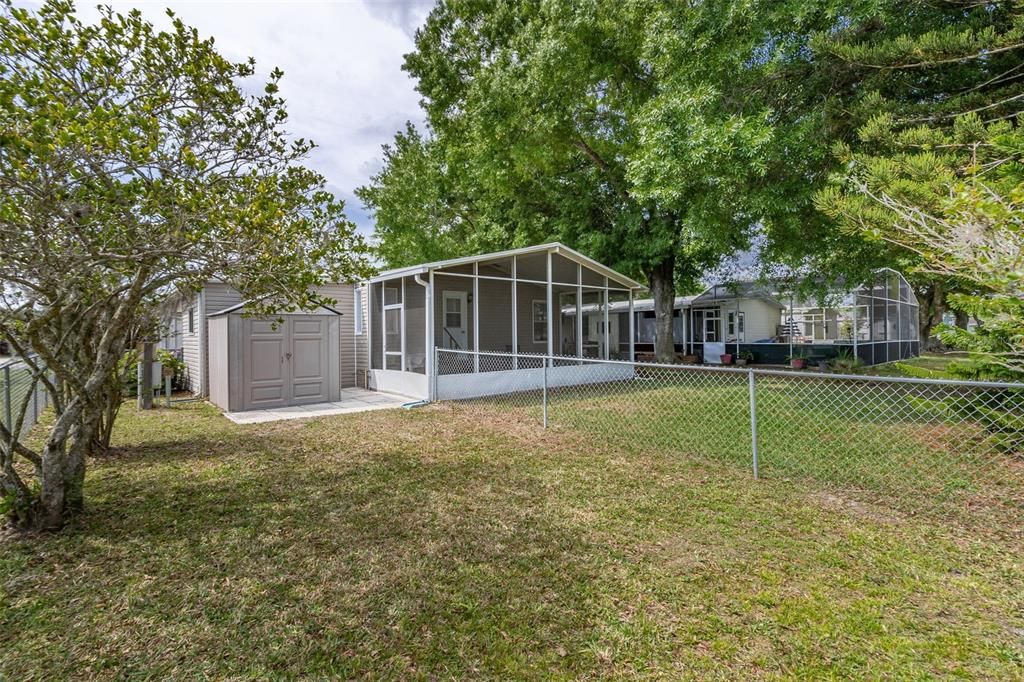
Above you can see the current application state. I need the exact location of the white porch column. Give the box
[789,294,794,361]
[511,255,518,369]
[546,250,554,357]
[735,297,741,356]
[367,283,373,373]
[689,307,695,355]
[852,304,858,359]
[400,278,406,371]
[628,289,635,362]
[473,261,480,372]
[576,263,583,360]
[603,277,610,360]
[427,271,434,396]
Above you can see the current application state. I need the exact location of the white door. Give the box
[442,291,467,349]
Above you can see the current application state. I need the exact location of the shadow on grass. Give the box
[7,421,614,678]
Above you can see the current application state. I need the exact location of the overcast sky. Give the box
[25,0,435,238]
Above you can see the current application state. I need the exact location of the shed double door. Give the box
[242,315,338,410]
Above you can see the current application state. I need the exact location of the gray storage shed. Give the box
[207,302,342,412]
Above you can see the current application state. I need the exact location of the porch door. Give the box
[442,291,468,350]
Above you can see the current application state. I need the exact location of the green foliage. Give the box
[0,0,373,528]
[815,2,1024,379]
[828,349,864,373]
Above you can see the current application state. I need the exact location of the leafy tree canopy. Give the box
[0,0,371,529]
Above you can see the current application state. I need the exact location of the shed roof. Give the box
[369,242,644,289]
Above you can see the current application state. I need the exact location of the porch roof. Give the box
[369,242,644,290]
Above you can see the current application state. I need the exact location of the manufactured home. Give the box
[162,245,919,412]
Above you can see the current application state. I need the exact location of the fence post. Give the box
[748,369,759,479]
[3,365,11,431]
[542,356,549,429]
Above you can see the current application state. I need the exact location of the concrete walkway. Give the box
[223,388,414,424]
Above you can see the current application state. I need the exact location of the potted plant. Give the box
[787,348,808,370]
[736,350,755,367]
[720,352,734,365]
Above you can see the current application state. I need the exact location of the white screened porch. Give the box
[364,244,644,400]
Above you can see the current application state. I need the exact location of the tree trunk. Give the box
[64,406,99,514]
[955,310,969,329]
[648,255,677,364]
[36,404,79,530]
[917,281,946,350]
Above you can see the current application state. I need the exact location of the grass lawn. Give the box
[2,401,1023,679]
[859,352,959,378]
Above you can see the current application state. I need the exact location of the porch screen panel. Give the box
[433,273,473,352]
[557,290,578,357]
[404,278,426,374]
[477,277,513,371]
[516,280,547,361]
[608,290,631,359]
[370,282,383,370]
[581,290,603,358]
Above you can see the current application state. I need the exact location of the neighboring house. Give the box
[166,246,919,412]
[625,268,921,366]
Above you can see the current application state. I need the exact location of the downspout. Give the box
[413,274,432,400]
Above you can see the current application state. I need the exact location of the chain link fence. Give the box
[436,349,1024,521]
[1,357,51,439]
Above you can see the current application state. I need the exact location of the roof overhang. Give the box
[368,242,644,290]
[207,300,343,317]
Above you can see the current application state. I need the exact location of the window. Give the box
[445,297,462,329]
[354,288,364,335]
[532,300,547,343]
[727,311,745,342]
[188,308,195,334]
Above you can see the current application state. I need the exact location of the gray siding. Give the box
[315,283,357,388]
[181,294,202,394]
[201,284,244,396]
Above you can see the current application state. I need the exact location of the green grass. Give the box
[2,402,1023,679]
[859,352,959,378]
[490,373,1024,522]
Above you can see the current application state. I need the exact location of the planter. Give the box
[790,358,807,370]
[679,354,699,365]
[735,358,748,367]
[720,353,734,365]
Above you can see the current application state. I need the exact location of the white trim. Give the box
[511,255,518,369]
[370,241,644,290]
[354,288,364,335]
[473,261,480,373]
[546,250,554,357]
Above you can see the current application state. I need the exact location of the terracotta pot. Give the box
[720,354,734,365]
[790,358,807,370]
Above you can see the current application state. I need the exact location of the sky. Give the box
[23,0,436,238]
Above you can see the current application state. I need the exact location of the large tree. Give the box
[362,0,847,362]
[0,1,371,530]
[815,1,1024,376]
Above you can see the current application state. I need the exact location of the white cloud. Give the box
[18,0,432,236]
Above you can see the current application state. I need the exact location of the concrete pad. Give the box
[222,389,410,424]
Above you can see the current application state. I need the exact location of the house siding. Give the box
[315,284,357,388]
[180,294,202,394]
[201,284,244,396]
